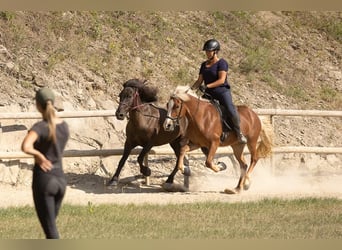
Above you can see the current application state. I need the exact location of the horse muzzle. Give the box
[163,118,175,131]
[115,111,126,120]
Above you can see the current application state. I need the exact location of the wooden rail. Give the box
[256,109,342,117]
[1,146,342,159]
[0,109,341,120]
[0,110,116,119]
[0,109,341,160]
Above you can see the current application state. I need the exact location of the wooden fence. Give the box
[0,109,342,160]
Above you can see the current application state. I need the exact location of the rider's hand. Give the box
[199,85,207,92]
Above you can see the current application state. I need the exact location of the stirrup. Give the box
[220,132,228,142]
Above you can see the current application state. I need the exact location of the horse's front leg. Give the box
[166,139,190,184]
[107,142,135,186]
[177,144,191,174]
[205,141,222,172]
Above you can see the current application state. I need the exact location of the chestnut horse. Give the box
[163,86,273,194]
[107,79,189,188]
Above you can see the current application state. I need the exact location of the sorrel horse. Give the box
[163,86,274,194]
[107,79,189,188]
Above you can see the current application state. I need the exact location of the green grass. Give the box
[239,46,273,74]
[1,198,341,239]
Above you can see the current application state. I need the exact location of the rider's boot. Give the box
[231,113,247,144]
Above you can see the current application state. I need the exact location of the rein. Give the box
[169,93,202,132]
[128,90,160,119]
[130,91,146,110]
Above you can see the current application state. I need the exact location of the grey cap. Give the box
[35,87,55,107]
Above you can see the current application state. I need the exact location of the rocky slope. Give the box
[0,11,341,188]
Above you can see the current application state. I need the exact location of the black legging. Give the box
[209,88,241,135]
[32,169,66,239]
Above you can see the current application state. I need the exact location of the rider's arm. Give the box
[191,74,203,90]
[206,70,227,89]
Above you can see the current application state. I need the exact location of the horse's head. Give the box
[115,85,137,120]
[115,79,158,120]
[163,86,192,131]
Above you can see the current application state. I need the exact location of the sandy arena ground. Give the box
[1,162,342,208]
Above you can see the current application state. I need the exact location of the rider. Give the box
[191,39,247,144]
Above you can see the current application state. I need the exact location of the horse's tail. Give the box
[257,116,274,158]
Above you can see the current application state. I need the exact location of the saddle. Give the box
[201,93,232,133]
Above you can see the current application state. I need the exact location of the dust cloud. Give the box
[187,158,342,199]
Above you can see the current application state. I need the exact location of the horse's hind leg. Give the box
[224,144,248,194]
[243,141,259,190]
[137,145,153,177]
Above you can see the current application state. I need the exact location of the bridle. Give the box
[117,88,145,112]
[117,88,160,119]
[130,90,146,110]
[166,95,184,127]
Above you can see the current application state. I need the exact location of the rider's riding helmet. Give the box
[202,39,220,51]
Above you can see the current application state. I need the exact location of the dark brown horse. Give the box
[107,79,189,187]
[163,86,273,194]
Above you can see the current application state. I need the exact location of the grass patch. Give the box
[0,11,15,21]
[1,198,341,239]
[288,11,342,43]
[239,46,273,74]
[320,86,338,102]
[284,85,308,100]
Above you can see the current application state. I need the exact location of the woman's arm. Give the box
[206,70,227,89]
[21,130,52,172]
[191,74,203,90]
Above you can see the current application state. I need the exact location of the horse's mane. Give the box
[123,79,158,102]
[171,85,199,101]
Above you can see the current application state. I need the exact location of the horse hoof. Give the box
[183,165,191,176]
[218,162,227,171]
[162,182,173,191]
[141,167,151,177]
[223,188,239,195]
[207,166,220,172]
[243,178,251,190]
[107,179,119,186]
[162,182,188,192]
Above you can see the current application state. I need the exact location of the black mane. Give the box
[123,79,158,103]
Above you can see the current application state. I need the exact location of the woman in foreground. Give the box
[21,87,69,239]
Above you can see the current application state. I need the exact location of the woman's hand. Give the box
[22,130,52,172]
[34,155,52,172]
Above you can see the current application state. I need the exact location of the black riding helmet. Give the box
[202,39,220,51]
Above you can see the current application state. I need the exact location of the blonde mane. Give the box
[171,85,199,101]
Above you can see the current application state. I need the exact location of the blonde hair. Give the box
[42,100,57,144]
